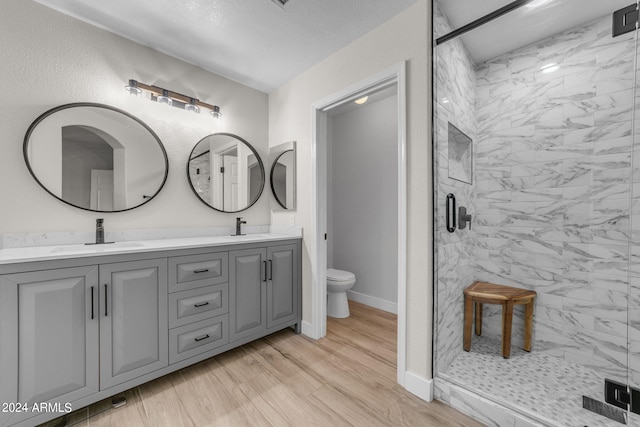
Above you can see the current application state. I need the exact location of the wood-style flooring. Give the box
[42,301,483,427]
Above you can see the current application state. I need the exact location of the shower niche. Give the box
[447,122,472,184]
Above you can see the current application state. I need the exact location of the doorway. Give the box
[311,63,408,384]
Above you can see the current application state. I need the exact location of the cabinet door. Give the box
[229,248,267,341]
[266,244,299,329]
[0,266,99,426]
[99,258,168,389]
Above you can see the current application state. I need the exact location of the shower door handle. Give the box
[446,193,456,233]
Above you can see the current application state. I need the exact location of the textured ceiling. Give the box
[437,0,634,64]
[35,0,417,93]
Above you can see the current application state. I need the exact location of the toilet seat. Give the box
[327,268,355,283]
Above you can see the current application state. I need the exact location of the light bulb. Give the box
[210,106,222,118]
[125,79,142,96]
[185,98,200,113]
[157,89,172,106]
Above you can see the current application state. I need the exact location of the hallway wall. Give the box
[329,94,399,312]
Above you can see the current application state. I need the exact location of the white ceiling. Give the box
[34,0,417,93]
[437,0,635,64]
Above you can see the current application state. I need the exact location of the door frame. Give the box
[310,62,407,385]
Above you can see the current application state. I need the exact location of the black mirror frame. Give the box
[23,102,169,213]
[186,132,265,213]
[270,149,294,209]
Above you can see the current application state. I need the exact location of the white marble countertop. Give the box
[0,232,301,265]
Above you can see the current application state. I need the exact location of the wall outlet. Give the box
[289,215,295,226]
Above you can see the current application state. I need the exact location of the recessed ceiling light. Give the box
[354,96,368,105]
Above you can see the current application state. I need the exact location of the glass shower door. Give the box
[628,4,640,423]
[433,0,640,425]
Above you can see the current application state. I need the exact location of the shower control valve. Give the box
[458,206,472,231]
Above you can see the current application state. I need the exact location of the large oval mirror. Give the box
[187,133,265,212]
[24,103,168,212]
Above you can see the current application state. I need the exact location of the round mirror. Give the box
[187,133,265,212]
[24,103,168,212]
[270,150,295,209]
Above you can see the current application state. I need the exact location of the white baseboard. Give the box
[404,371,433,402]
[347,290,397,314]
[301,320,317,339]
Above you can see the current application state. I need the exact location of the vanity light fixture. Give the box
[354,96,368,105]
[125,79,221,118]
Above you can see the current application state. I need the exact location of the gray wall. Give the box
[328,94,399,311]
[0,0,269,234]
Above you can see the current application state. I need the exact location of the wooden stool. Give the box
[463,281,536,358]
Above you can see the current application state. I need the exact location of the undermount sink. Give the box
[49,241,146,253]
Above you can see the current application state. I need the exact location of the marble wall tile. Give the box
[433,2,478,375]
[471,13,636,386]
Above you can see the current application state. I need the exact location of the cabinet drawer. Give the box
[169,284,228,328]
[169,252,228,292]
[169,315,228,364]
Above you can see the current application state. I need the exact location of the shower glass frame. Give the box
[432,0,640,424]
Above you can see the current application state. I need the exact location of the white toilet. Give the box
[327,268,356,318]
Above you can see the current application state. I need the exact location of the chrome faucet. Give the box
[234,217,246,236]
[96,218,105,244]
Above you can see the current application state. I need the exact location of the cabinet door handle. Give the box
[268,260,273,281]
[194,269,209,273]
[194,301,210,308]
[194,334,210,342]
[262,261,267,282]
[104,284,108,317]
[91,286,95,320]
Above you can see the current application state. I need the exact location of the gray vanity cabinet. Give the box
[229,248,267,341]
[266,244,298,329]
[229,243,299,342]
[99,259,168,389]
[0,266,100,427]
[0,237,300,427]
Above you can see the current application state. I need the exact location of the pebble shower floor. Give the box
[441,335,627,427]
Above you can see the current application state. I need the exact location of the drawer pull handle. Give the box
[91,286,95,320]
[104,284,108,317]
[194,269,209,273]
[194,302,210,308]
[195,334,210,342]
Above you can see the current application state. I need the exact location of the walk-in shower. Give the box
[433,0,640,425]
